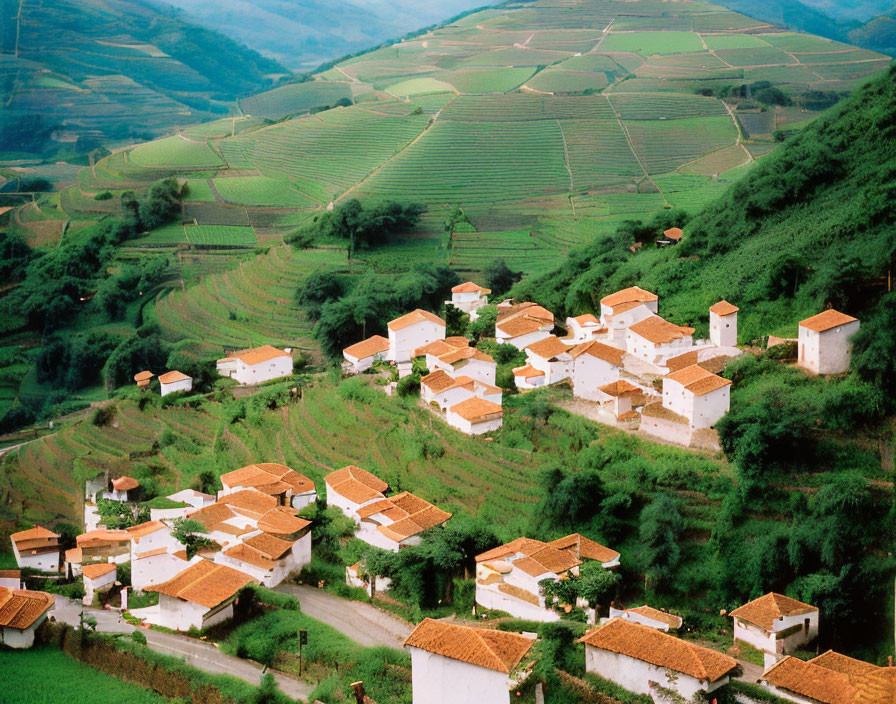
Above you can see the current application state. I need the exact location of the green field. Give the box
[386,78,456,97]
[600,31,705,56]
[527,69,609,94]
[444,67,536,94]
[212,176,319,207]
[129,136,224,169]
[240,81,356,119]
[184,178,216,202]
[702,33,772,50]
[184,225,257,246]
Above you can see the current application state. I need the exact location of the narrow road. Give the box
[276,584,413,648]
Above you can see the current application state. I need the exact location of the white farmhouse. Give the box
[595,380,643,422]
[429,346,497,385]
[0,586,54,648]
[730,592,819,657]
[158,370,193,396]
[599,287,659,348]
[569,341,626,401]
[495,303,554,350]
[82,562,116,603]
[609,605,682,632]
[662,364,731,429]
[798,310,860,375]
[324,465,389,523]
[355,492,451,553]
[446,397,503,435]
[404,618,535,704]
[215,529,310,587]
[565,314,604,343]
[105,475,139,502]
[515,336,573,388]
[127,521,180,558]
[10,526,60,573]
[387,309,446,364]
[760,651,880,704]
[580,618,737,699]
[219,462,317,510]
[132,548,199,592]
[146,560,256,632]
[421,371,502,412]
[626,316,695,366]
[447,281,491,321]
[217,345,293,385]
[76,529,132,566]
[343,335,390,374]
[709,301,739,348]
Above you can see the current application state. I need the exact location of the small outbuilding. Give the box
[158,370,193,396]
[446,396,503,435]
[134,370,154,390]
[609,605,682,632]
[709,301,739,348]
[730,592,819,657]
[797,310,859,375]
[10,526,60,573]
[343,335,390,374]
[447,281,491,321]
[217,345,293,385]
[82,562,117,604]
[0,586,54,648]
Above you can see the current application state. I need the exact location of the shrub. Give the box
[337,377,378,404]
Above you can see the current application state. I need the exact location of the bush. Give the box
[130,630,147,645]
[337,377,378,404]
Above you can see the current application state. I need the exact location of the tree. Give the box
[483,259,522,296]
[442,303,469,337]
[253,673,281,704]
[96,499,145,529]
[852,292,896,398]
[467,305,498,342]
[639,494,684,586]
[537,465,605,529]
[193,470,218,495]
[138,178,184,231]
[294,271,345,320]
[171,518,215,559]
[576,561,621,609]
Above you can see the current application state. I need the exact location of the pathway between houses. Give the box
[275,583,413,648]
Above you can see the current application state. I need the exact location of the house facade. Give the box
[217,345,293,385]
[797,310,860,375]
[518,336,573,387]
[429,347,497,385]
[0,586,54,648]
[495,303,554,350]
[446,397,503,435]
[219,462,317,510]
[387,309,446,364]
[709,301,739,348]
[730,592,819,656]
[565,314,603,343]
[447,282,491,321]
[343,335,390,374]
[626,316,695,365]
[158,370,193,396]
[10,526,60,573]
[132,548,198,592]
[82,563,117,603]
[662,364,731,429]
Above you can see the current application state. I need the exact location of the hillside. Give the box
[0,0,286,157]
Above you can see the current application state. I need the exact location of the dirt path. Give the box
[604,94,667,205]
[721,100,754,165]
[556,119,576,213]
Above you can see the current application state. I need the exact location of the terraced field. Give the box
[129,135,224,169]
[212,177,319,208]
[240,81,358,119]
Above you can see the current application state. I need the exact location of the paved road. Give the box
[51,597,311,701]
[276,584,413,648]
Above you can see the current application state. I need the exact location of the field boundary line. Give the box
[556,119,574,192]
[604,94,667,205]
[721,100,754,165]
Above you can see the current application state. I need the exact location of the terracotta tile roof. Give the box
[438,346,495,366]
[0,570,20,579]
[77,529,131,548]
[136,547,169,560]
[190,503,237,531]
[218,490,278,519]
[111,476,139,491]
[82,563,116,580]
[422,369,457,392]
[852,667,896,704]
[570,340,625,367]
[416,340,460,359]
[664,227,683,241]
[610,300,648,315]
[250,463,314,494]
[0,586,54,630]
[133,371,154,382]
[665,364,731,397]
[452,281,491,294]
[762,656,857,704]
[325,465,389,505]
[496,303,554,338]
[448,397,503,424]
[710,300,739,316]
[258,507,311,537]
[10,526,59,544]
[222,543,276,570]
[235,345,290,366]
[730,592,817,630]
[404,618,535,674]
[477,536,580,577]
[221,463,312,495]
[548,533,619,564]
[810,651,881,676]
[497,302,553,323]
[499,582,541,606]
[665,350,699,373]
[344,335,389,360]
[368,492,452,543]
[629,316,694,345]
[65,548,82,563]
[525,335,571,360]
[600,286,658,308]
[799,309,859,333]
[445,336,470,347]
[242,532,295,560]
[571,314,600,326]
[580,618,737,681]
[598,380,641,397]
[388,309,445,332]
[627,605,683,630]
[513,364,545,379]
[159,370,190,384]
[126,521,167,539]
[476,537,548,563]
[147,560,255,609]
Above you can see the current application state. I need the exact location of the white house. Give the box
[82,562,117,604]
[158,370,193,396]
[730,592,819,657]
[429,347,497,385]
[167,489,216,510]
[599,287,659,347]
[0,586,54,649]
[626,316,695,365]
[662,364,731,430]
[10,526,60,573]
[219,462,317,510]
[495,303,554,350]
[0,570,20,590]
[709,301,739,348]
[475,534,619,622]
[76,529,132,566]
[387,309,446,364]
[595,380,643,421]
[565,314,604,343]
[797,310,860,375]
[516,336,573,388]
[579,618,737,699]
[214,529,310,587]
[146,560,256,632]
[760,651,880,704]
[105,475,139,502]
[447,281,491,321]
[446,397,503,435]
[346,561,391,597]
[325,465,389,523]
[217,345,293,385]
[149,489,216,522]
[609,605,682,632]
[132,548,199,592]
[355,492,451,553]
[422,372,502,412]
[342,335,390,374]
[569,341,626,401]
[127,521,180,559]
[404,618,535,704]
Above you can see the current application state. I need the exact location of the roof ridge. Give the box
[473,624,511,672]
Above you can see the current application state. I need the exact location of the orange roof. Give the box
[136,547,170,560]
[404,618,535,673]
[627,605,683,630]
[387,309,445,332]
[448,397,503,424]
[580,619,736,681]
[569,340,625,367]
[438,346,495,366]
[77,529,131,548]
[421,369,456,392]
[665,364,731,397]
[222,543,277,571]
[598,380,640,397]
[525,335,571,360]
[730,592,817,631]
[709,300,739,317]
[664,227,683,241]
[810,651,881,677]
[513,364,544,379]
[257,507,311,537]
[111,476,139,491]
[126,521,167,539]
[146,560,255,609]
[82,563,116,580]
[359,491,452,543]
[65,548,82,563]
[600,286,658,308]
[190,503,237,531]
[799,309,858,333]
[242,532,295,560]
[477,537,547,563]
[476,536,581,577]
[571,314,600,326]
[0,570,20,579]
[133,371,154,382]
[629,316,694,345]
[10,526,59,544]
[218,490,278,519]
[415,339,460,359]
[325,465,389,504]
[496,304,554,338]
[221,463,314,495]
[610,300,648,315]
[235,345,290,366]
[548,533,619,564]
[762,656,857,704]
[452,281,491,294]
[344,335,390,360]
[158,370,191,384]
[0,586,54,630]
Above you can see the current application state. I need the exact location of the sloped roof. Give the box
[217,490,278,519]
[665,364,731,397]
[799,309,859,333]
[0,586,54,630]
[404,618,535,674]
[257,507,311,537]
[627,605,683,630]
[111,476,139,491]
[190,503,238,531]
[133,371,154,382]
[570,314,599,326]
[548,533,619,564]
[448,397,503,424]
[762,655,857,704]
[344,335,390,360]
[421,369,457,392]
[598,380,641,397]
[579,618,737,681]
[600,286,658,308]
[438,346,495,366]
[146,560,255,609]
[222,543,276,571]
[730,592,817,630]
[475,536,580,577]
[525,335,570,360]
[10,526,59,544]
[664,227,683,241]
[242,532,295,560]
[82,563,116,580]
[810,651,881,677]
[158,370,191,384]
[77,530,131,548]
[359,491,451,543]
[221,463,314,495]
[569,340,625,367]
[235,345,290,366]
[710,300,739,317]
[126,521,167,539]
[629,316,694,345]
[388,309,445,332]
[452,281,491,294]
[325,465,389,504]
[512,364,544,379]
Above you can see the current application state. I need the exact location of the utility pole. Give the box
[298,629,307,676]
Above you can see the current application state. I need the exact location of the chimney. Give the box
[351,681,366,704]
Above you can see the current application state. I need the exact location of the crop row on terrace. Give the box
[606,92,728,120]
[212,176,318,208]
[527,69,610,94]
[439,94,616,121]
[129,135,224,169]
[240,81,356,119]
[625,115,738,174]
